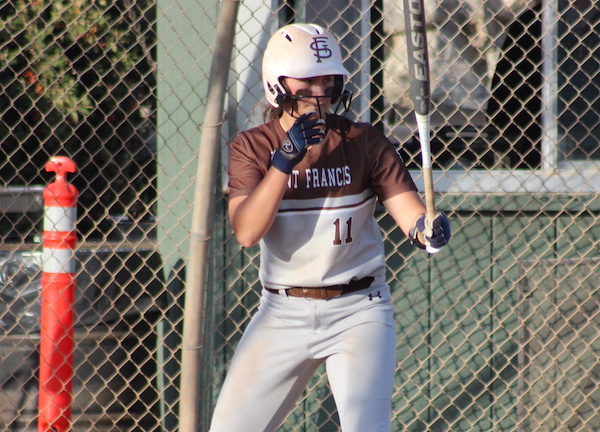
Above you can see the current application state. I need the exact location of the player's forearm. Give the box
[229,167,289,247]
[382,190,427,237]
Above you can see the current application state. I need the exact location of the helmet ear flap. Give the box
[274,93,288,107]
[267,80,287,107]
[274,78,292,108]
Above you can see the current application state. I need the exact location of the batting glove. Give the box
[271,112,325,174]
[410,212,452,251]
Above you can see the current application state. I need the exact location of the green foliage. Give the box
[1,0,155,121]
[0,0,157,239]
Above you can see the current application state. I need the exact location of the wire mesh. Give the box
[0,0,599,431]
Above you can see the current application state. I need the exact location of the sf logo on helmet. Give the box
[310,37,332,63]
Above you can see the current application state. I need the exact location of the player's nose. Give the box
[310,78,330,97]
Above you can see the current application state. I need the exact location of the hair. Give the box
[263,77,289,122]
[263,104,283,122]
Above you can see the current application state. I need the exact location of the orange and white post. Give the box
[39,157,78,432]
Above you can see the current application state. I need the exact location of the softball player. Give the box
[209,23,451,432]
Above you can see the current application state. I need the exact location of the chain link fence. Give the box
[1,0,599,430]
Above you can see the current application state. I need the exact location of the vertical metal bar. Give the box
[541,0,558,173]
[179,1,240,431]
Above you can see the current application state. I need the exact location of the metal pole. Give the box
[179,1,240,431]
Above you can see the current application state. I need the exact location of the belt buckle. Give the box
[302,288,321,299]
[286,286,346,299]
[298,287,343,299]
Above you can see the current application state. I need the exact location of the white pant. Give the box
[209,284,396,432]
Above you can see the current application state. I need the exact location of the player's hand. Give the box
[412,212,452,251]
[271,112,325,174]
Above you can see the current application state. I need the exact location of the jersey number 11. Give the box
[333,217,353,245]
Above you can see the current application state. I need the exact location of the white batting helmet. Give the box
[262,23,350,108]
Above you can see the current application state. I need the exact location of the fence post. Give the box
[38,157,78,432]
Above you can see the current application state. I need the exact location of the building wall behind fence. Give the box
[0,0,598,431]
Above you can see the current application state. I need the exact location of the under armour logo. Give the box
[310,37,332,63]
[368,291,382,301]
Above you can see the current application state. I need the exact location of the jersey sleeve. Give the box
[367,126,418,201]
[227,122,283,199]
[227,132,269,199]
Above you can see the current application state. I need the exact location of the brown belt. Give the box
[265,277,374,300]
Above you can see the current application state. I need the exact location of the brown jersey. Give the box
[228,115,417,290]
